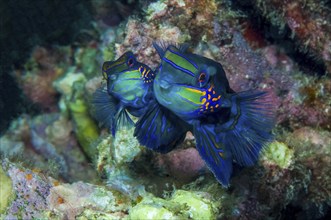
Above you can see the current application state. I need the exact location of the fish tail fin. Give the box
[193,123,233,187]
[216,90,275,166]
[91,87,119,134]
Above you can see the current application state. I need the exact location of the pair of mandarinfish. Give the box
[92,42,275,186]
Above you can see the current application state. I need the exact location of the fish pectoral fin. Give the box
[134,102,188,153]
[215,90,275,166]
[193,122,233,187]
[113,106,134,135]
[91,87,119,135]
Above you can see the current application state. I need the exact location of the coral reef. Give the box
[260,141,294,169]
[2,160,52,219]
[95,128,144,198]
[129,189,219,219]
[0,160,130,219]
[0,165,13,214]
[252,0,331,74]
[155,147,207,183]
[67,81,100,159]
[13,46,70,111]
[74,45,101,78]
[278,76,331,130]
[48,181,130,219]
[1,0,331,218]
[0,114,98,182]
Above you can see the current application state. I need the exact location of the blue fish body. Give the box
[92,51,154,136]
[151,42,275,186]
[153,44,234,121]
[103,51,155,117]
[92,51,189,153]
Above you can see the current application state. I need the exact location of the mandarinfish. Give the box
[92,51,188,153]
[137,42,275,186]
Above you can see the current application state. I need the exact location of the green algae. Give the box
[170,190,216,219]
[128,189,218,220]
[261,141,294,169]
[129,203,176,220]
[53,70,86,97]
[96,128,145,199]
[0,165,14,214]
[75,47,100,78]
[68,97,99,159]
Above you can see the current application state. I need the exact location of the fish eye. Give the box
[199,72,206,82]
[198,72,209,87]
[127,57,135,67]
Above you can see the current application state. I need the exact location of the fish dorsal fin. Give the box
[178,43,190,53]
[91,87,119,134]
[193,122,233,187]
[153,41,190,58]
[134,101,188,153]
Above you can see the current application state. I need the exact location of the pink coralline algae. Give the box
[0,113,98,182]
[278,78,331,130]
[13,46,70,111]
[2,160,52,219]
[252,0,331,74]
[155,147,207,183]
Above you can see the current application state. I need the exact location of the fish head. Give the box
[102,51,154,105]
[154,45,229,120]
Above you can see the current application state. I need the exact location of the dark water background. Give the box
[0,0,94,134]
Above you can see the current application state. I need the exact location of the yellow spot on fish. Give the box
[201,98,206,103]
[208,94,211,100]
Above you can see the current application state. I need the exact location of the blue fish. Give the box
[92,51,154,135]
[92,51,188,153]
[139,42,275,186]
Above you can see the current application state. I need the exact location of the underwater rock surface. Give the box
[1,0,331,219]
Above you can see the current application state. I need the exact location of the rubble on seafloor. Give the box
[1,0,331,219]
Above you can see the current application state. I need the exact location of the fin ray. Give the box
[113,107,134,135]
[193,123,233,186]
[216,91,275,166]
[153,41,190,58]
[134,102,188,153]
[91,87,119,133]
